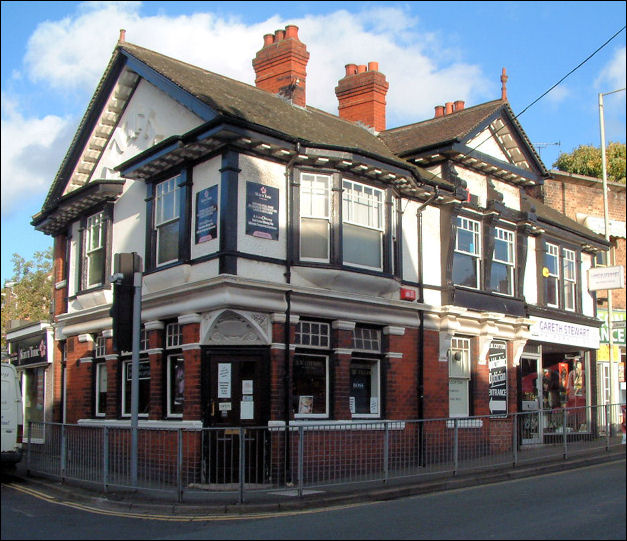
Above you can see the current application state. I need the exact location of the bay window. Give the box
[543,242,579,311]
[491,227,515,295]
[300,173,331,262]
[154,176,181,266]
[453,217,481,289]
[562,248,576,311]
[544,243,560,307]
[83,211,107,289]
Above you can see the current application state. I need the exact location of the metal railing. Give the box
[23,403,625,503]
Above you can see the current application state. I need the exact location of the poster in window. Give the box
[218,363,231,398]
[173,359,184,406]
[488,340,508,416]
[195,185,218,244]
[245,181,279,240]
[351,366,371,414]
[298,395,314,414]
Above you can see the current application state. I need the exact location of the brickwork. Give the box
[385,328,419,419]
[422,329,449,419]
[64,336,95,423]
[333,326,353,419]
[182,323,201,420]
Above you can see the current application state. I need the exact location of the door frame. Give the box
[520,354,543,445]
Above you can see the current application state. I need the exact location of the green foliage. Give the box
[553,142,626,184]
[1,249,53,348]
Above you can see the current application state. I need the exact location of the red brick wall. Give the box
[182,323,201,420]
[386,328,419,419]
[64,336,94,423]
[422,329,449,419]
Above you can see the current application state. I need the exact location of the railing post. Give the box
[298,425,304,498]
[453,418,459,475]
[103,426,109,492]
[26,421,32,475]
[605,403,610,451]
[238,427,245,504]
[383,421,389,483]
[177,428,183,503]
[512,414,518,467]
[60,424,67,482]
[562,408,568,460]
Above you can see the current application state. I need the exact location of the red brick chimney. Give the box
[252,25,310,107]
[335,61,389,132]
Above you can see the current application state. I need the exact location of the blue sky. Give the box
[1,1,625,285]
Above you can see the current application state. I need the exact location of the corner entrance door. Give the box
[520,356,543,444]
[202,349,269,484]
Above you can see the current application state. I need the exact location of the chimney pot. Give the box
[275,29,285,41]
[501,67,509,101]
[285,25,299,39]
[445,102,454,115]
[119,28,126,43]
[435,105,445,118]
[345,64,358,76]
[454,100,465,112]
[263,33,274,47]
[357,64,367,74]
[368,61,379,72]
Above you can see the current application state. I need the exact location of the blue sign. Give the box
[246,182,279,240]
[195,185,218,244]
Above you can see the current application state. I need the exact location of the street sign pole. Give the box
[130,266,142,487]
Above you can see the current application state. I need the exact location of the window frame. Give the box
[292,352,330,419]
[544,242,560,308]
[121,357,151,418]
[166,353,185,418]
[562,248,577,312]
[299,173,332,263]
[83,211,106,289]
[449,336,471,418]
[95,362,108,418]
[453,216,481,289]
[490,227,515,296]
[350,357,381,418]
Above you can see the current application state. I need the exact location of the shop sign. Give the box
[597,309,626,346]
[195,185,218,243]
[12,332,48,368]
[245,181,279,240]
[529,316,600,349]
[488,340,508,416]
[587,265,624,291]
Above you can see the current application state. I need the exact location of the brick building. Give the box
[27,26,610,480]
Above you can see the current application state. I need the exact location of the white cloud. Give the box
[544,85,570,106]
[595,46,626,91]
[0,93,74,216]
[2,2,494,214]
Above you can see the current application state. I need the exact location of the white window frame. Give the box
[342,179,384,270]
[154,176,181,267]
[449,336,471,418]
[166,354,185,418]
[293,353,330,419]
[491,227,515,296]
[294,321,330,349]
[350,357,381,418]
[95,362,108,417]
[94,335,106,358]
[84,211,105,288]
[544,243,560,308]
[166,323,183,349]
[454,217,481,289]
[121,358,150,417]
[352,326,382,353]
[562,248,577,311]
[300,173,331,263]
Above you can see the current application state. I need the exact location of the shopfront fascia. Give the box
[520,316,599,443]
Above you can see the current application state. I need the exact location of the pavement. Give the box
[4,445,625,517]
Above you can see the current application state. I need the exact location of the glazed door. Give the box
[202,350,269,484]
[520,356,543,444]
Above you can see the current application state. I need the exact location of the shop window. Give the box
[83,211,107,289]
[342,179,384,270]
[294,321,330,349]
[350,359,380,417]
[453,217,481,289]
[300,173,331,262]
[490,227,515,296]
[154,176,181,267]
[292,353,329,418]
[449,337,471,418]
[121,358,150,417]
[167,354,184,417]
[22,367,46,442]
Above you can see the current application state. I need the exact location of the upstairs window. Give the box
[84,211,106,288]
[300,173,331,262]
[562,248,577,311]
[491,227,515,296]
[342,179,384,270]
[154,176,181,266]
[542,242,580,311]
[453,217,481,289]
[544,243,560,307]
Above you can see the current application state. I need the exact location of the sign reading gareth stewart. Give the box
[529,316,600,349]
[246,182,279,240]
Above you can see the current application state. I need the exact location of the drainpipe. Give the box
[416,187,439,422]
[283,142,301,485]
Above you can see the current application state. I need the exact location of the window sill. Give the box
[446,418,483,429]
[269,420,405,431]
[77,418,202,430]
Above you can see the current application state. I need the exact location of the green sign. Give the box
[598,309,626,346]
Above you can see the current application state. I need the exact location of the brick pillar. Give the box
[422,329,448,419]
[384,326,418,419]
[179,314,201,421]
[270,313,298,421]
[333,320,355,419]
[145,321,164,420]
[64,335,95,423]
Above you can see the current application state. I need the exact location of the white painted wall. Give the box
[401,199,419,283]
[493,179,521,211]
[581,252,595,317]
[524,236,538,304]
[466,127,509,162]
[455,166,487,208]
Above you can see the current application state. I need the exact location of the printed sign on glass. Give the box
[246,181,279,240]
[488,340,508,416]
[195,185,218,244]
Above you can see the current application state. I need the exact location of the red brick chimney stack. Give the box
[335,61,389,132]
[252,25,310,107]
[434,100,465,118]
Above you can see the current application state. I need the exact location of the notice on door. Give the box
[488,340,508,416]
[218,363,231,398]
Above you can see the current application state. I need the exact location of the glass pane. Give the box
[351,363,373,414]
[545,276,558,306]
[544,250,558,275]
[453,252,478,288]
[494,238,511,263]
[564,282,575,310]
[157,220,179,265]
[343,223,381,268]
[292,355,327,415]
[490,261,512,295]
[457,228,477,254]
[87,249,105,287]
[300,217,329,260]
[170,356,184,415]
[449,379,468,417]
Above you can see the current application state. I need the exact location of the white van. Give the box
[1,363,23,464]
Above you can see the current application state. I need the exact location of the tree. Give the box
[1,249,53,349]
[552,142,626,184]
